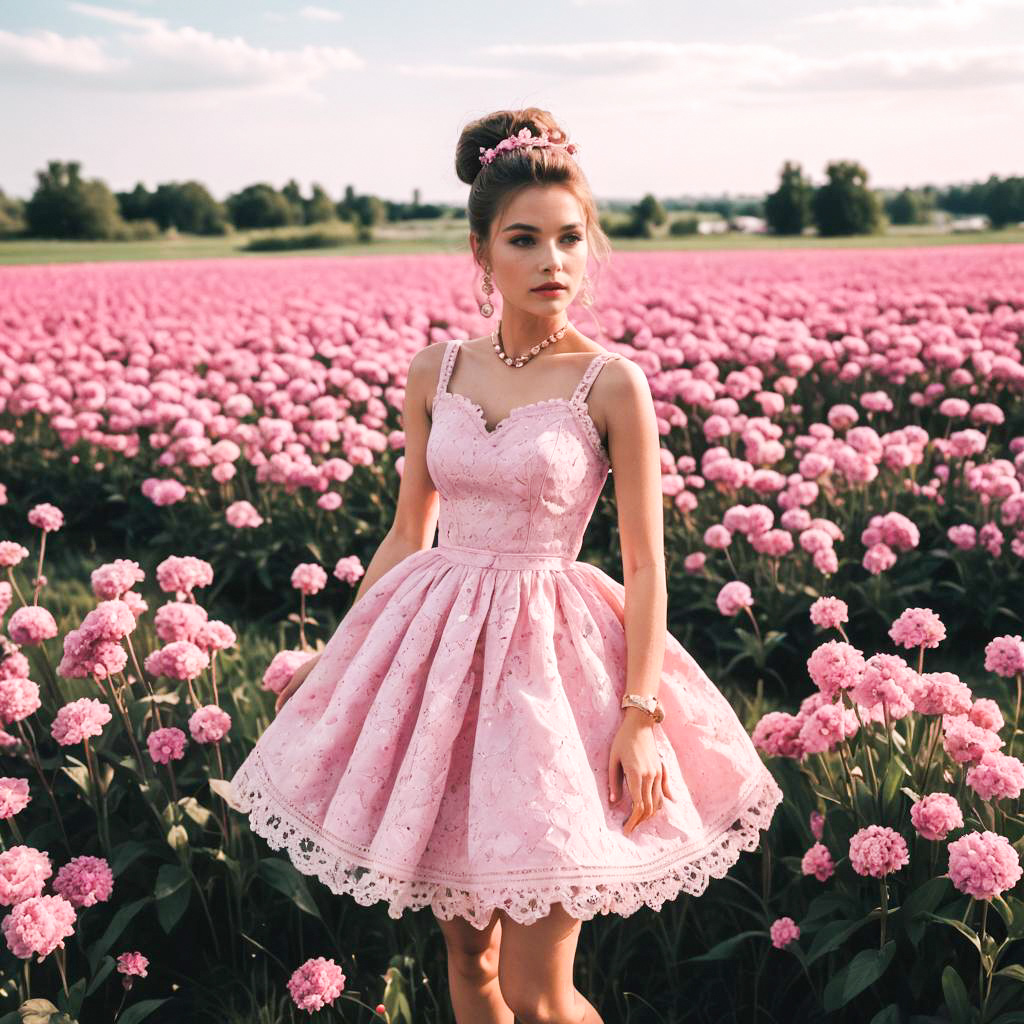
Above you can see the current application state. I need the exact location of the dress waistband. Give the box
[435,543,576,571]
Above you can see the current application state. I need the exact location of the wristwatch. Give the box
[620,693,665,723]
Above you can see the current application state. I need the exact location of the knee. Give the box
[446,944,500,987]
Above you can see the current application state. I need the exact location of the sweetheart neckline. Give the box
[433,391,609,461]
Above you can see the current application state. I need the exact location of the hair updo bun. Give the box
[454,106,612,290]
[454,107,569,186]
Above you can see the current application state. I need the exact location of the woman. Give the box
[229,107,783,1024]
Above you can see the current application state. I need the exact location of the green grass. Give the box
[1,220,1022,266]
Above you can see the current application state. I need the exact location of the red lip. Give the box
[532,284,566,292]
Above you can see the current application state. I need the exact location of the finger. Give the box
[641,773,655,822]
[608,758,619,803]
[661,761,676,801]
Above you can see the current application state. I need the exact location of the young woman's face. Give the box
[479,185,589,317]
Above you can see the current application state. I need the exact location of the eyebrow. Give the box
[501,222,583,232]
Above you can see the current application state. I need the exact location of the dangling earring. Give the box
[580,272,594,308]
[479,266,495,318]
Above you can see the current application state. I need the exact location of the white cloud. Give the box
[797,0,1019,32]
[23,2,366,97]
[299,5,344,22]
[0,27,121,74]
[394,62,517,79]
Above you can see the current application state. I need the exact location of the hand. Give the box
[608,709,675,835]
[274,653,320,715]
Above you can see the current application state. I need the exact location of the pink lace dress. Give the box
[228,339,784,930]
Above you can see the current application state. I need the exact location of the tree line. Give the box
[0,158,1021,242]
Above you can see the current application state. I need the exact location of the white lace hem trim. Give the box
[228,751,784,930]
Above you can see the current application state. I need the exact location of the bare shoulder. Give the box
[406,342,450,420]
[596,351,650,406]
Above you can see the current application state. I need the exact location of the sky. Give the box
[1,0,1023,206]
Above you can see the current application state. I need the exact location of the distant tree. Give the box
[885,187,931,226]
[764,161,813,235]
[0,188,26,238]
[306,183,336,224]
[629,193,666,236]
[225,184,295,229]
[24,160,123,239]
[146,182,228,234]
[350,194,388,227]
[281,179,306,224]
[118,182,153,222]
[983,175,1024,228]
[812,160,883,236]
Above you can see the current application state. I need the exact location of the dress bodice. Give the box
[426,339,621,561]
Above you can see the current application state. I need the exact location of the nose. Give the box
[540,242,563,273]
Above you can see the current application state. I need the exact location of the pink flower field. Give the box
[0,244,1023,1021]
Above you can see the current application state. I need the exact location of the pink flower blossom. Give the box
[801,842,835,882]
[807,641,865,699]
[146,726,187,765]
[798,702,858,754]
[942,713,1003,765]
[984,635,1024,677]
[0,676,41,725]
[51,698,112,746]
[716,580,753,617]
[966,751,1024,802]
[947,831,1022,900]
[683,552,706,573]
[910,792,963,841]
[117,950,149,979]
[52,855,114,908]
[809,596,848,630]
[752,711,805,759]
[262,650,316,694]
[225,500,264,529]
[146,641,209,681]
[769,916,800,949]
[1,893,76,962]
[0,778,30,819]
[332,555,365,585]
[291,563,328,596]
[7,606,58,646]
[947,524,977,550]
[0,846,52,906]
[912,671,973,716]
[90,560,145,600]
[0,543,30,569]
[969,697,1004,733]
[863,543,897,574]
[889,608,946,650]
[288,956,347,1013]
[155,555,214,599]
[850,653,917,710]
[188,704,231,743]
[154,601,208,644]
[848,825,909,878]
[809,810,824,840]
[27,503,64,533]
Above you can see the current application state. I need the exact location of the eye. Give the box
[509,233,583,246]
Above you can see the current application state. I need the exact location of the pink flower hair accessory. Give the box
[478,127,579,166]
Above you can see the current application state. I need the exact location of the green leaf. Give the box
[822,940,897,1012]
[870,1005,902,1024]
[941,964,973,1024]
[681,929,763,963]
[881,757,907,819]
[86,896,150,975]
[84,956,115,997]
[154,864,191,933]
[995,965,1024,984]
[806,917,873,965]
[116,999,171,1024]
[989,1014,1024,1024]
[921,912,982,955]
[59,759,92,799]
[256,857,322,919]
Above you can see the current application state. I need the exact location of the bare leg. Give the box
[433,907,515,1024]
[497,901,603,1024]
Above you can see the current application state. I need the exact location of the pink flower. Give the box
[154,601,208,644]
[716,580,753,617]
[863,543,897,575]
[703,524,732,549]
[0,778,30,819]
[225,500,264,529]
[27,504,64,533]
[683,552,706,573]
[155,555,214,599]
[195,620,237,653]
[912,671,973,716]
[291,563,328,596]
[288,956,347,1013]
[947,831,1022,900]
[262,650,316,694]
[966,751,1024,802]
[81,600,137,643]
[332,555,365,585]
[0,676,41,725]
[850,653,917,710]
[769,916,800,949]
[798,702,858,754]
[889,608,946,650]
[51,698,112,746]
[52,855,114,908]
[809,596,848,630]
[90,560,146,600]
[801,842,835,882]
[0,846,52,906]
[807,641,865,699]
[188,704,231,744]
[848,825,909,878]
[947,524,977,550]
[0,652,30,680]
[0,543,30,569]
[317,492,342,512]
[146,726,187,765]
[117,950,149,979]
[751,711,805,759]
[1,893,76,962]
[984,635,1024,677]
[146,641,209,681]
[942,713,1003,765]
[809,810,824,840]
[142,478,187,506]
[7,607,58,647]
[910,792,964,841]
[969,697,1004,733]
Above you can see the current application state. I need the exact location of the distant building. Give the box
[950,215,990,232]
[697,219,729,235]
[730,215,768,234]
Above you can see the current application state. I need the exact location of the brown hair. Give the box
[455,107,612,312]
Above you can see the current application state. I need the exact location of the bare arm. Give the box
[276,344,444,712]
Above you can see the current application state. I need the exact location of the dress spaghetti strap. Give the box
[571,351,619,407]
[434,339,461,402]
